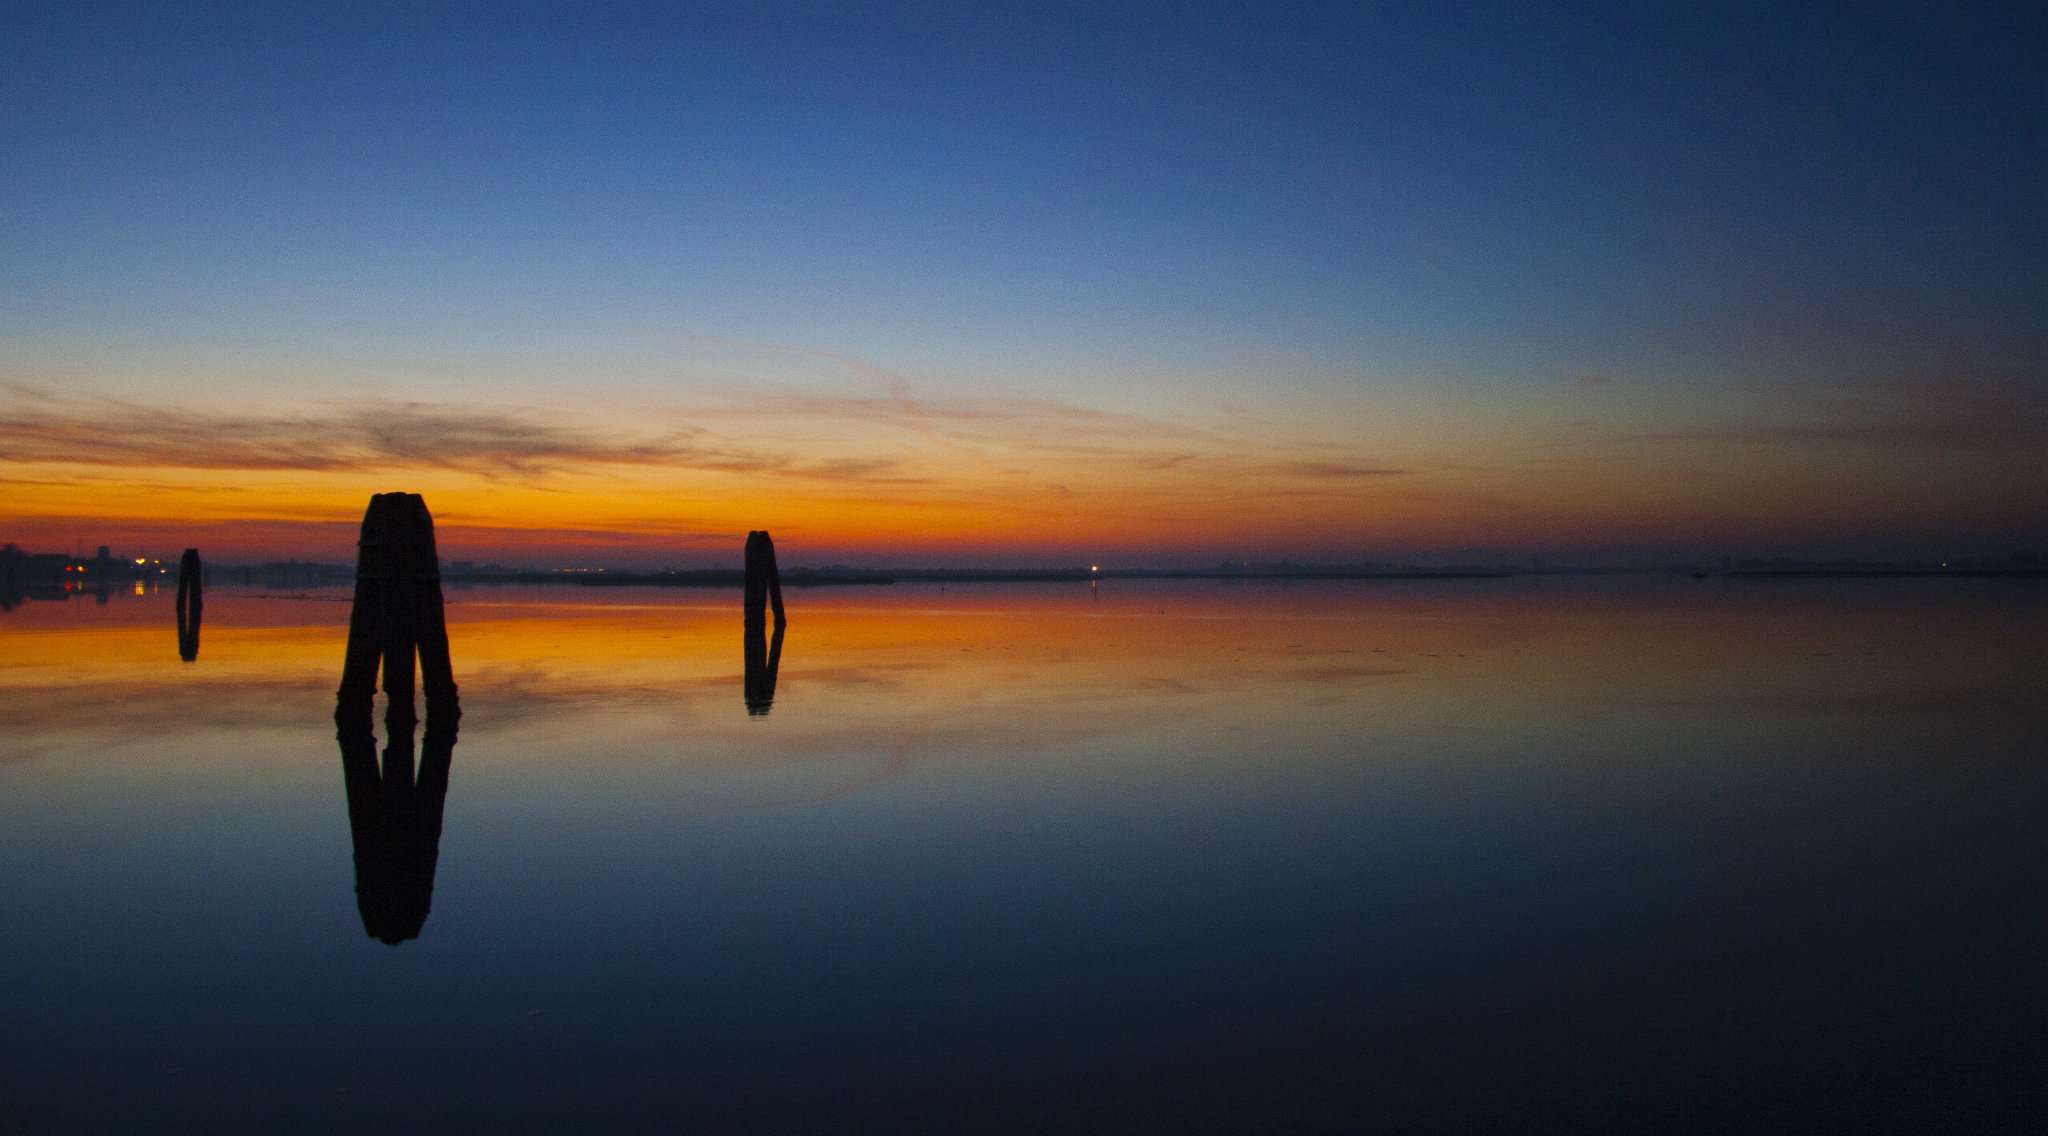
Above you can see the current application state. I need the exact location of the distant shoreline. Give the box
[9,551,2045,600]
[547,566,1523,588]
[503,565,2046,588]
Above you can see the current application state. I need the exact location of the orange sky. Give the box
[4,369,2043,567]
[3,6,2044,569]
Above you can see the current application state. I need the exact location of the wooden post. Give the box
[337,493,458,718]
[175,548,203,662]
[743,529,787,628]
[335,492,460,944]
[741,530,787,716]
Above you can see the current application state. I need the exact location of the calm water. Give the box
[3,578,2043,1131]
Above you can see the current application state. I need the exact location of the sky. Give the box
[3,1,2043,567]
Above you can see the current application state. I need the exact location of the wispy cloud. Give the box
[1629,422,2005,448]
[713,393,1216,448]
[1573,374,2048,454]
[0,389,919,482]
[689,335,1224,448]
[1264,460,1412,479]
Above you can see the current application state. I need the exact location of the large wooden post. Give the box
[337,493,458,719]
[335,492,460,945]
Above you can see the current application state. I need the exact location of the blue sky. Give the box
[3,1,2043,563]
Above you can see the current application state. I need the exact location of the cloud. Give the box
[1264,460,1412,479]
[1539,420,1985,457]
[0,389,917,482]
[1608,374,2048,453]
[1630,419,2036,452]
[433,520,738,546]
[689,334,1225,448]
[801,457,927,483]
[347,403,700,474]
[723,394,1215,447]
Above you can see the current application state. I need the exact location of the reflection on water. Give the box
[337,693,459,944]
[743,619,785,717]
[743,528,788,717]
[333,493,463,944]
[1,578,2044,1128]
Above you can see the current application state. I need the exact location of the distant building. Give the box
[20,553,75,579]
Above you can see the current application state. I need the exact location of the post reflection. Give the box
[742,529,788,717]
[337,694,458,944]
[744,619,785,717]
[334,493,462,944]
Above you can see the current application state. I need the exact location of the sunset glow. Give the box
[3,5,2041,567]
[7,6,2044,1127]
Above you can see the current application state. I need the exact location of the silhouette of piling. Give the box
[744,619,786,717]
[175,548,203,662]
[334,493,461,945]
[337,687,459,945]
[338,493,457,720]
[744,530,787,629]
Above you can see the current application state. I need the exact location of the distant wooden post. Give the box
[175,548,203,662]
[741,530,787,717]
[338,493,458,719]
[743,530,787,628]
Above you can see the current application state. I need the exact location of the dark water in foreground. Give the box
[2,578,2043,1131]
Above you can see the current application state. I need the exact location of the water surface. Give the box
[3,578,2043,1130]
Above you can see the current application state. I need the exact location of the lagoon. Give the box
[2,578,2042,1130]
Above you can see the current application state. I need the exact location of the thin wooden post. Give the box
[175,548,203,662]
